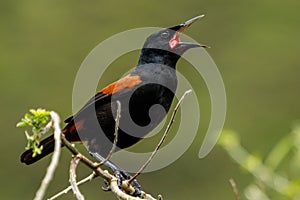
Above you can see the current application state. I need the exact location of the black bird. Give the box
[21,15,207,195]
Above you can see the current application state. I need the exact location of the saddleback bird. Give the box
[21,15,207,196]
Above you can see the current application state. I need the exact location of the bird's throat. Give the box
[137,48,180,68]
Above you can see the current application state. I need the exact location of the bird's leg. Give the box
[90,152,142,197]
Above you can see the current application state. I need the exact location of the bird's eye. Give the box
[161,31,169,38]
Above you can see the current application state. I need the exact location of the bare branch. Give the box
[60,134,159,200]
[97,100,121,167]
[229,178,240,200]
[70,156,85,200]
[128,89,192,183]
[48,173,97,200]
[34,111,62,200]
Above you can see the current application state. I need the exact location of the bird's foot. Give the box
[101,170,142,197]
[89,152,142,196]
[116,170,142,197]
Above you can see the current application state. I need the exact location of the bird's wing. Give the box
[64,74,142,123]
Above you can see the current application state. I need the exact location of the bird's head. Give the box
[138,15,208,67]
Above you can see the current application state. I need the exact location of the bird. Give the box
[20,15,207,194]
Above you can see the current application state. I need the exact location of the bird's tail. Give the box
[20,134,56,165]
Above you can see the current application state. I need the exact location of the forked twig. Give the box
[128,89,192,183]
[34,112,62,200]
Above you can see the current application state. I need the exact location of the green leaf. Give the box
[16,121,26,127]
[17,108,52,155]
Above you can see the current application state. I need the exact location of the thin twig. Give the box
[98,100,121,166]
[70,156,85,200]
[128,89,192,183]
[34,112,62,200]
[229,178,240,200]
[48,173,97,200]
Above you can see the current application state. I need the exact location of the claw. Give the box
[102,179,111,191]
[132,185,142,197]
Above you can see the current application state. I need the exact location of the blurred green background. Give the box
[1,1,300,199]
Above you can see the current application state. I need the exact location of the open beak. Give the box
[168,15,209,49]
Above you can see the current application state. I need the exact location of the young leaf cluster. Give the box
[17,108,51,157]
